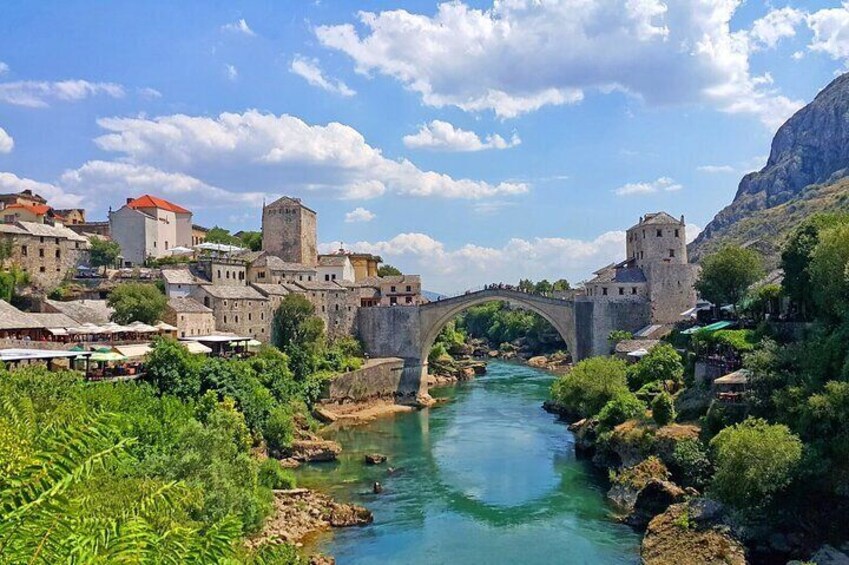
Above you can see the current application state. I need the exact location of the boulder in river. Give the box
[287,439,342,462]
[527,355,549,368]
[624,478,686,529]
[365,453,386,465]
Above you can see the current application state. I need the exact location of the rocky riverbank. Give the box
[248,489,373,549]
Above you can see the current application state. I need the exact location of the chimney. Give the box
[126,198,133,205]
[680,215,685,224]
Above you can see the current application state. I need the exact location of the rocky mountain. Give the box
[690,73,849,264]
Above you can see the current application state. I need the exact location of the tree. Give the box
[597,392,645,429]
[271,294,325,380]
[552,279,571,291]
[517,279,535,292]
[239,231,262,251]
[88,236,121,273]
[550,356,629,418]
[534,279,553,294]
[651,392,676,426]
[107,282,167,324]
[205,226,242,246]
[809,223,849,322]
[626,343,684,391]
[695,245,763,313]
[378,264,402,277]
[781,213,849,319]
[144,337,202,399]
[710,418,802,509]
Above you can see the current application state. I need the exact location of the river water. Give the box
[296,361,641,564]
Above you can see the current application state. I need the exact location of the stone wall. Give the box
[262,198,317,266]
[574,297,652,359]
[191,287,272,340]
[321,357,406,402]
[3,232,89,291]
[163,309,216,339]
[645,262,699,324]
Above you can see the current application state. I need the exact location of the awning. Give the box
[168,246,194,255]
[680,326,702,335]
[627,348,650,358]
[154,321,178,331]
[698,321,734,333]
[114,344,152,359]
[126,321,159,333]
[90,351,127,362]
[46,328,68,336]
[182,341,212,355]
[715,369,749,385]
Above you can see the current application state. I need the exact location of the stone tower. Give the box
[261,197,318,266]
[625,212,696,323]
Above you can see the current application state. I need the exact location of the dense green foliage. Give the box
[551,357,629,418]
[0,361,304,562]
[710,418,803,510]
[651,392,676,426]
[239,231,263,251]
[108,282,168,324]
[377,264,402,276]
[459,301,566,353]
[669,438,712,490]
[89,236,121,272]
[809,223,849,321]
[597,393,645,429]
[695,245,763,311]
[625,343,684,392]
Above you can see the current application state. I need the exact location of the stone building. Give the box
[191,285,271,340]
[295,280,359,338]
[54,209,86,225]
[347,252,381,281]
[371,275,423,306]
[191,224,208,246]
[109,195,192,266]
[0,221,89,290]
[0,189,47,209]
[195,257,246,286]
[261,197,317,266]
[2,204,55,225]
[317,254,355,283]
[584,212,697,324]
[164,296,216,338]
[246,252,316,284]
[68,221,110,239]
[162,268,204,298]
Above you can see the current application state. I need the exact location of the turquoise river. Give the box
[296,361,641,564]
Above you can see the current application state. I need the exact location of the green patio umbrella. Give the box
[90,351,127,362]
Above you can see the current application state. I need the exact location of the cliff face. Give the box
[690,73,849,262]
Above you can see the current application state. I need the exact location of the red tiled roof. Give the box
[127,194,191,214]
[4,203,52,215]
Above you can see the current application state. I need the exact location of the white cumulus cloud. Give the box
[697,164,735,174]
[0,80,125,108]
[92,110,527,200]
[403,120,520,152]
[748,7,806,50]
[808,4,849,60]
[225,64,238,81]
[0,126,13,153]
[221,18,255,36]
[345,207,376,223]
[614,177,682,196]
[0,62,8,76]
[0,172,83,208]
[315,1,803,127]
[290,55,355,97]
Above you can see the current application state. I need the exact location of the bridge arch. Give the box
[419,289,578,372]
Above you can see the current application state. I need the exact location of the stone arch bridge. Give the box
[357,288,649,398]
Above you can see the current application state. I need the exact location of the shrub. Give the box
[258,458,296,490]
[626,343,684,391]
[710,418,803,509]
[652,392,676,426]
[107,282,167,324]
[597,393,645,429]
[550,356,628,418]
[144,337,202,400]
[264,405,295,454]
[670,438,712,489]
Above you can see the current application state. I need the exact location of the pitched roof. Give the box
[28,312,79,329]
[254,254,315,272]
[127,194,191,215]
[0,301,42,330]
[167,296,212,313]
[44,299,113,324]
[586,266,647,285]
[294,280,345,292]
[198,285,267,300]
[634,212,682,227]
[251,283,294,296]
[264,196,316,214]
[4,203,52,215]
[359,275,421,286]
[16,221,88,241]
[318,255,350,267]
[162,269,201,285]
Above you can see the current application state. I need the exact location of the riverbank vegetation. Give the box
[549,213,849,562]
[0,293,366,563]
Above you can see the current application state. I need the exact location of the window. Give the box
[331,274,336,280]
[325,274,330,281]
[21,245,27,256]
[224,315,227,323]
[674,229,680,238]
[619,287,624,295]
[406,296,413,304]
[55,249,60,259]
[602,287,608,296]
[165,241,169,250]
[669,249,675,258]
[39,266,45,272]
[642,230,645,239]
[656,229,662,237]
[75,242,80,249]
[204,296,210,307]
[235,315,239,323]
[406,285,412,292]
[54,237,59,245]
[38,248,44,257]
[248,313,252,321]
[335,304,339,311]
[226,271,230,279]
[632,287,637,295]
[391,286,396,292]
[40,237,44,243]
[390,296,398,305]
[218,269,221,278]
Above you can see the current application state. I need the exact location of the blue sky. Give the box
[0,0,846,293]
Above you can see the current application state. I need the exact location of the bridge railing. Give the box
[428,285,573,303]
